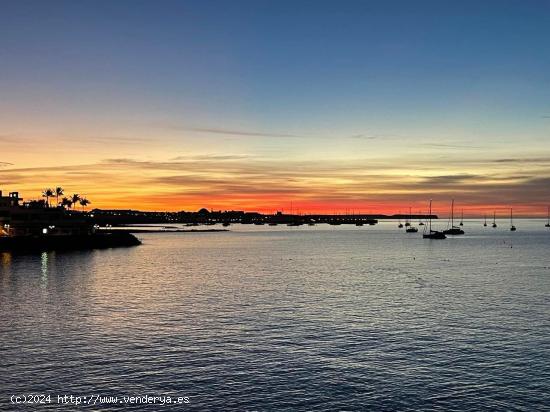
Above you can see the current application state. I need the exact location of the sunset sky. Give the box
[1,0,549,215]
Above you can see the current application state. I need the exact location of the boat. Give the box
[423,200,446,239]
[405,208,418,232]
[545,206,550,228]
[355,222,363,226]
[398,215,403,228]
[483,214,487,227]
[459,209,464,226]
[404,207,411,226]
[222,222,231,227]
[268,222,278,226]
[492,211,497,228]
[510,208,516,231]
[443,200,464,235]
[287,221,303,226]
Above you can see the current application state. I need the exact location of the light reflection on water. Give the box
[1,220,550,410]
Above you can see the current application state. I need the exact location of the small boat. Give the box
[253,222,265,225]
[459,209,464,226]
[492,211,497,228]
[308,221,316,226]
[545,206,550,228]
[443,200,464,235]
[510,208,516,231]
[404,207,412,226]
[222,222,230,227]
[355,222,363,226]
[268,222,278,226]
[405,208,418,232]
[483,214,487,227]
[423,200,446,239]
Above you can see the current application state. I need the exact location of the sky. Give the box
[1,0,549,215]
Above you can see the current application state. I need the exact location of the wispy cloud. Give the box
[349,134,381,140]
[166,125,300,138]
[419,143,484,149]
[3,155,550,213]
[170,154,252,161]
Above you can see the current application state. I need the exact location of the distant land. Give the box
[87,208,436,226]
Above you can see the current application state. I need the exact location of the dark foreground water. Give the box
[1,220,550,411]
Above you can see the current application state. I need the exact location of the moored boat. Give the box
[443,199,464,235]
[423,200,446,239]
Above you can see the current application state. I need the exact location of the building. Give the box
[0,190,94,237]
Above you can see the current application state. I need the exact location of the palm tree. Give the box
[55,187,64,206]
[61,197,73,210]
[79,197,91,211]
[42,188,54,207]
[71,194,81,209]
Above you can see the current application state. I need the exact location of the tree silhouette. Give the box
[55,187,64,206]
[42,188,54,207]
[71,194,81,209]
[79,197,91,210]
[61,197,73,210]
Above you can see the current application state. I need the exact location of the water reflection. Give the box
[41,251,48,287]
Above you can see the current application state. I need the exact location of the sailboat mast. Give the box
[451,199,454,227]
[429,200,432,232]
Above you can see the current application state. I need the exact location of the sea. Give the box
[1,219,549,411]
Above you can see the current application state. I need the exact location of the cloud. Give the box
[422,174,480,184]
[349,134,380,140]
[492,157,550,164]
[419,143,484,149]
[170,154,252,161]
[79,136,152,143]
[2,154,550,212]
[167,125,300,138]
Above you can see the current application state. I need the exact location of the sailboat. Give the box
[398,212,403,228]
[406,207,418,232]
[423,200,446,239]
[443,200,464,235]
[492,211,497,228]
[418,210,424,226]
[404,207,411,226]
[459,209,464,226]
[483,214,487,227]
[545,206,550,228]
[510,208,516,231]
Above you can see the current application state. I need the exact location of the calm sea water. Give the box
[1,220,550,411]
